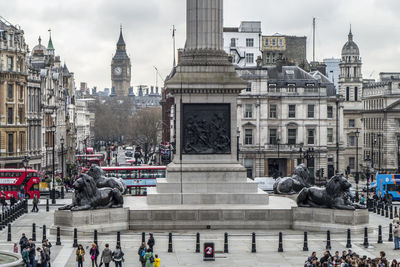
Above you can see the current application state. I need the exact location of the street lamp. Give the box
[60,136,64,199]
[355,129,360,202]
[277,138,281,176]
[377,133,382,173]
[51,113,56,204]
[371,134,377,182]
[22,154,29,198]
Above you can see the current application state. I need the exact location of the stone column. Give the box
[185,0,223,51]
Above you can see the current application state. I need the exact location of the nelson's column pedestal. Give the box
[129,0,275,230]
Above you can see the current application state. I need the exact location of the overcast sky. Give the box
[2,0,400,92]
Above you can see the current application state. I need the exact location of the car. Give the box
[254,177,275,192]
[125,146,134,157]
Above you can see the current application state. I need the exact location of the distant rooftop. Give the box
[223,21,261,33]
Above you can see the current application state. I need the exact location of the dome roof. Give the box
[341,29,359,56]
[31,36,46,57]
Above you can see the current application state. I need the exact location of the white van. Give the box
[254,177,275,192]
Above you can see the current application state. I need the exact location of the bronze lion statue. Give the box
[296,173,358,210]
[59,173,124,211]
[87,165,127,194]
[273,163,314,194]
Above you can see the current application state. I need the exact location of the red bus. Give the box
[82,166,166,196]
[0,169,40,199]
[76,154,105,167]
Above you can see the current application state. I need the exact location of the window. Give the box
[230,38,236,47]
[19,133,24,152]
[354,87,358,101]
[349,157,355,169]
[246,82,252,92]
[19,86,23,99]
[246,38,254,47]
[264,39,269,47]
[349,136,355,147]
[346,87,350,101]
[349,119,355,128]
[327,128,333,143]
[269,129,277,144]
[353,67,357,77]
[288,105,296,118]
[8,133,13,154]
[307,104,315,118]
[269,104,277,118]
[18,107,24,124]
[278,38,283,47]
[266,53,270,63]
[246,53,254,64]
[7,108,13,124]
[307,129,315,145]
[7,84,13,99]
[8,34,13,47]
[244,129,253,145]
[7,57,13,71]
[271,38,276,46]
[288,129,297,145]
[327,106,333,118]
[244,104,252,118]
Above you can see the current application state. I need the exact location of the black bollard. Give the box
[346,229,352,248]
[141,232,145,243]
[395,206,398,216]
[7,223,11,242]
[326,231,332,250]
[32,223,36,241]
[73,228,78,248]
[386,205,389,218]
[303,232,309,251]
[363,227,369,248]
[377,225,383,244]
[377,205,381,214]
[195,232,200,253]
[278,232,283,252]
[251,232,256,253]
[389,223,393,242]
[373,200,376,213]
[94,230,98,245]
[382,205,385,216]
[224,232,229,253]
[168,232,173,253]
[390,206,393,220]
[117,231,121,247]
[46,198,49,212]
[42,225,46,241]
[56,226,61,245]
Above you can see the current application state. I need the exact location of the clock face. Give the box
[114,67,122,75]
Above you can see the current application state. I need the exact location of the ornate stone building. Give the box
[0,18,28,167]
[338,29,363,174]
[111,27,131,97]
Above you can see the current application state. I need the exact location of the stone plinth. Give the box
[292,207,369,233]
[52,208,129,235]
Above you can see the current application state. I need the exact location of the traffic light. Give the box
[321,168,324,178]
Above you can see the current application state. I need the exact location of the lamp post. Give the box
[377,133,382,173]
[22,154,29,198]
[60,137,64,199]
[355,129,360,202]
[298,142,304,165]
[277,138,281,176]
[336,95,340,174]
[51,113,56,204]
[371,134,377,182]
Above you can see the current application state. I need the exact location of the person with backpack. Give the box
[100,243,112,267]
[112,245,124,267]
[147,233,155,251]
[89,243,99,267]
[143,248,154,267]
[138,242,146,267]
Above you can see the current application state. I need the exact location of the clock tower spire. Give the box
[111,25,131,96]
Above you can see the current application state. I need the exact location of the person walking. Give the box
[143,248,154,267]
[32,194,39,212]
[137,242,146,267]
[19,233,28,254]
[28,239,36,267]
[154,254,160,267]
[393,214,400,225]
[1,193,6,212]
[394,223,400,250]
[147,233,155,251]
[112,245,124,267]
[100,243,112,267]
[76,244,85,267]
[89,243,99,267]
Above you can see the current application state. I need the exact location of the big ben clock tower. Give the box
[111,26,131,96]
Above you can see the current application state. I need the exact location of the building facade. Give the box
[362,73,400,173]
[338,29,363,175]
[237,64,344,179]
[0,18,28,168]
[111,27,131,97]
[223,21,262,68]
[324,58,340,90]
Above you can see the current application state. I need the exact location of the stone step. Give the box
[155,178,259,194]
[146,187,269,205]
[165,171,248,183]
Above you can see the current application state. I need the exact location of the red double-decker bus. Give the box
[76,154,105,167]
[82,166,166,196]
[0,169,40,199]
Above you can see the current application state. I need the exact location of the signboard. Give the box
[203,242,215,261]
[122,179,156,187]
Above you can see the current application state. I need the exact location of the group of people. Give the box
[1,190,25,212]
[19,233,52,267]
[75,243,125,267]
[138,233,160,267]
[304,250,395,267]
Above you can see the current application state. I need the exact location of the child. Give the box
[154,254,160,267]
